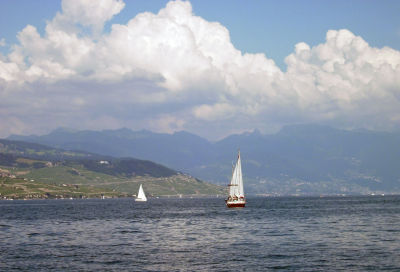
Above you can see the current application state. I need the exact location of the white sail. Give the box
[135,184,147,202]
[229,151,244,198]
[226,151,245,207]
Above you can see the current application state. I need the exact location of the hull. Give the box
[226,200,246,208]
[135,198,147,202]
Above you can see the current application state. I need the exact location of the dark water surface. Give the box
[1,196,400,271]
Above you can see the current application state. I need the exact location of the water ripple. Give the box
[1,196,400,271]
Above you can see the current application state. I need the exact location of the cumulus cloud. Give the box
[0,0,400,138]
[54,0,125,34]
[284,29,400,127]
[193,103,235,121]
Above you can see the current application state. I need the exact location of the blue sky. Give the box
[1,0,400,139]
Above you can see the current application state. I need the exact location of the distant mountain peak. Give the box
[278,123,339,136]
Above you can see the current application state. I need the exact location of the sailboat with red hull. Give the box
[226,151,246,208]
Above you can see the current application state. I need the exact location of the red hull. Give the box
[226,202,246,208]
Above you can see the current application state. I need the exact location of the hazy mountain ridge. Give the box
[8,125,400,195]
[0,138,176,178]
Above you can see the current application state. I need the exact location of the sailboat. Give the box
[135,184,147,202]
[226,150,246,208]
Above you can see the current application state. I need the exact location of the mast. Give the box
[237,151,244,197]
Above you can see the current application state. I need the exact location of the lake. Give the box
[1,196,400,271]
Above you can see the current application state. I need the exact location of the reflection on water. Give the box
[1,196,400,271]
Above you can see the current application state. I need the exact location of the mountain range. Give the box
[8,124,400,195]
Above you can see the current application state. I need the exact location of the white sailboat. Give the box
[135,184,147,202]
[226,150,246,208]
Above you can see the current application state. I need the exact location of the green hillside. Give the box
[0,139,225,199]
[0,177,121,200]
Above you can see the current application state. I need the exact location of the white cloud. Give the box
[149,114,186,134]
[54,0,125,35]
[0,60,20,82]
[0,0,400,139]
[284,29,400,123]
[193,103,235,121]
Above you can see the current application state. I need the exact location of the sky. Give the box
[1,0,400,140]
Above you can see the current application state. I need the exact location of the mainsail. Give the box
[135,184,147,202]
[226,150,245,208]
[229,152,244,198]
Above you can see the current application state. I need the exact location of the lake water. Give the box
[1,196,400,271]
